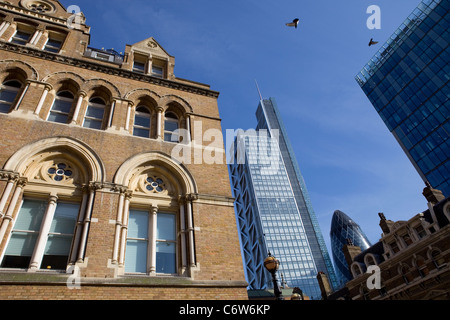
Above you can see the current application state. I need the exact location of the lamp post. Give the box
[264,253,284,300]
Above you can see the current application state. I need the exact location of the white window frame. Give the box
[10,29,33,45]
[0,80,21,113]
[0,197,80,271]
[164,113,179,143]
[125,208,178,275]
[47,91,74,123]
[133,106,152,138]
[82,97,106,130]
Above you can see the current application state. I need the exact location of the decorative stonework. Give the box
[32,158,80,185]
[20,0,56,14]
[0,41,220,98]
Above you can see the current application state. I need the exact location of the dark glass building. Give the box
[355,0,449,196]
[330,210,371,287]
[229,97,338,299]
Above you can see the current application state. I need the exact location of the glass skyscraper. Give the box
[330,210,371,287]
[355,0,449,196]
[229,97,338,299]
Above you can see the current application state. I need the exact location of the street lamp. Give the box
[264,253,284,300]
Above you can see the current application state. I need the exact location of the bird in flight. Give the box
[286,18,300,28]
[368,38,379,46]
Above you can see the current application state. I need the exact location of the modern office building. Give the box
[356,0,449,196]
[0,0,247,300]
[330,210,372,287]
[229,97,338,299]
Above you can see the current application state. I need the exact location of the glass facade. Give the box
[330,210,371,287]
[356,0,449,196]
[229,98,338,299]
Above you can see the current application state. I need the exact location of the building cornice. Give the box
[0,41,220,99]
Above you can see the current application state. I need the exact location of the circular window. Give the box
[20,0,56,14]
[145,177,164,193]
[48,162,74,182]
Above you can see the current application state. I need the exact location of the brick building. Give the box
[0,0,247,300]
[318,186,450,300]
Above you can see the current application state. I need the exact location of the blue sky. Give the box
[60,0,428,251]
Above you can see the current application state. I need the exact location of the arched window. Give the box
[83,97,106,130]
[114,153,198,277]
[1,197,80,270]
[133,106,151,138]
[125,207,177,274]
[0,137,105,272]
[415,256,429,277]
[0,80,22,113]
[47,91,74,123]
[0,157,84,271]
[123,174,178,275]
[430,249,445,269]
[399,264,413,284]
[351,263,363,278]
[365,254,377,267]
[164,112,179,142]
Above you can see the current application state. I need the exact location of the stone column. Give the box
[0,21,11,38]
[13,81,30,111]
[186,194,197,268]
[112,187,127,264]
[70,90,87,125]
[0,178,27,245]
[179,197,187,273]
[34,84,52,116]
[149,205,158,274]
[69,186,89,264]
[119,191,132,267]
[29,195,58,270]
[76,182,100,262]
[156,107,164,139]
[124,101,134,132]
[0,174,19,218]
[186,114,192,143]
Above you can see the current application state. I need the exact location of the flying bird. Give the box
[368,38,379,46]
[286,18,300,28]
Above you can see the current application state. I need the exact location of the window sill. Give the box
[0,270,247,288]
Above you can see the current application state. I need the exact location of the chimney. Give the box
[423,183,445,205]
[317,272,332,300]
[343,239,362,270]
[379,212,394,234]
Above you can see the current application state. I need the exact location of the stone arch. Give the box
[159,95,193,114]
[114,151,197,196]
[42,71,85,91]
[4,136,105,184]
[82,78,121,99]
[0,60,39,82]
[124,88,161,104]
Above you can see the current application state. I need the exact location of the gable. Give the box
[130,37,172,60]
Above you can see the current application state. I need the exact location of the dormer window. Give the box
[44,38,62,52]
[133,54,147,74]
[151,58,166,78]
[43,30,67,53]
[10,29,33,45]
[152,65,163,78]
